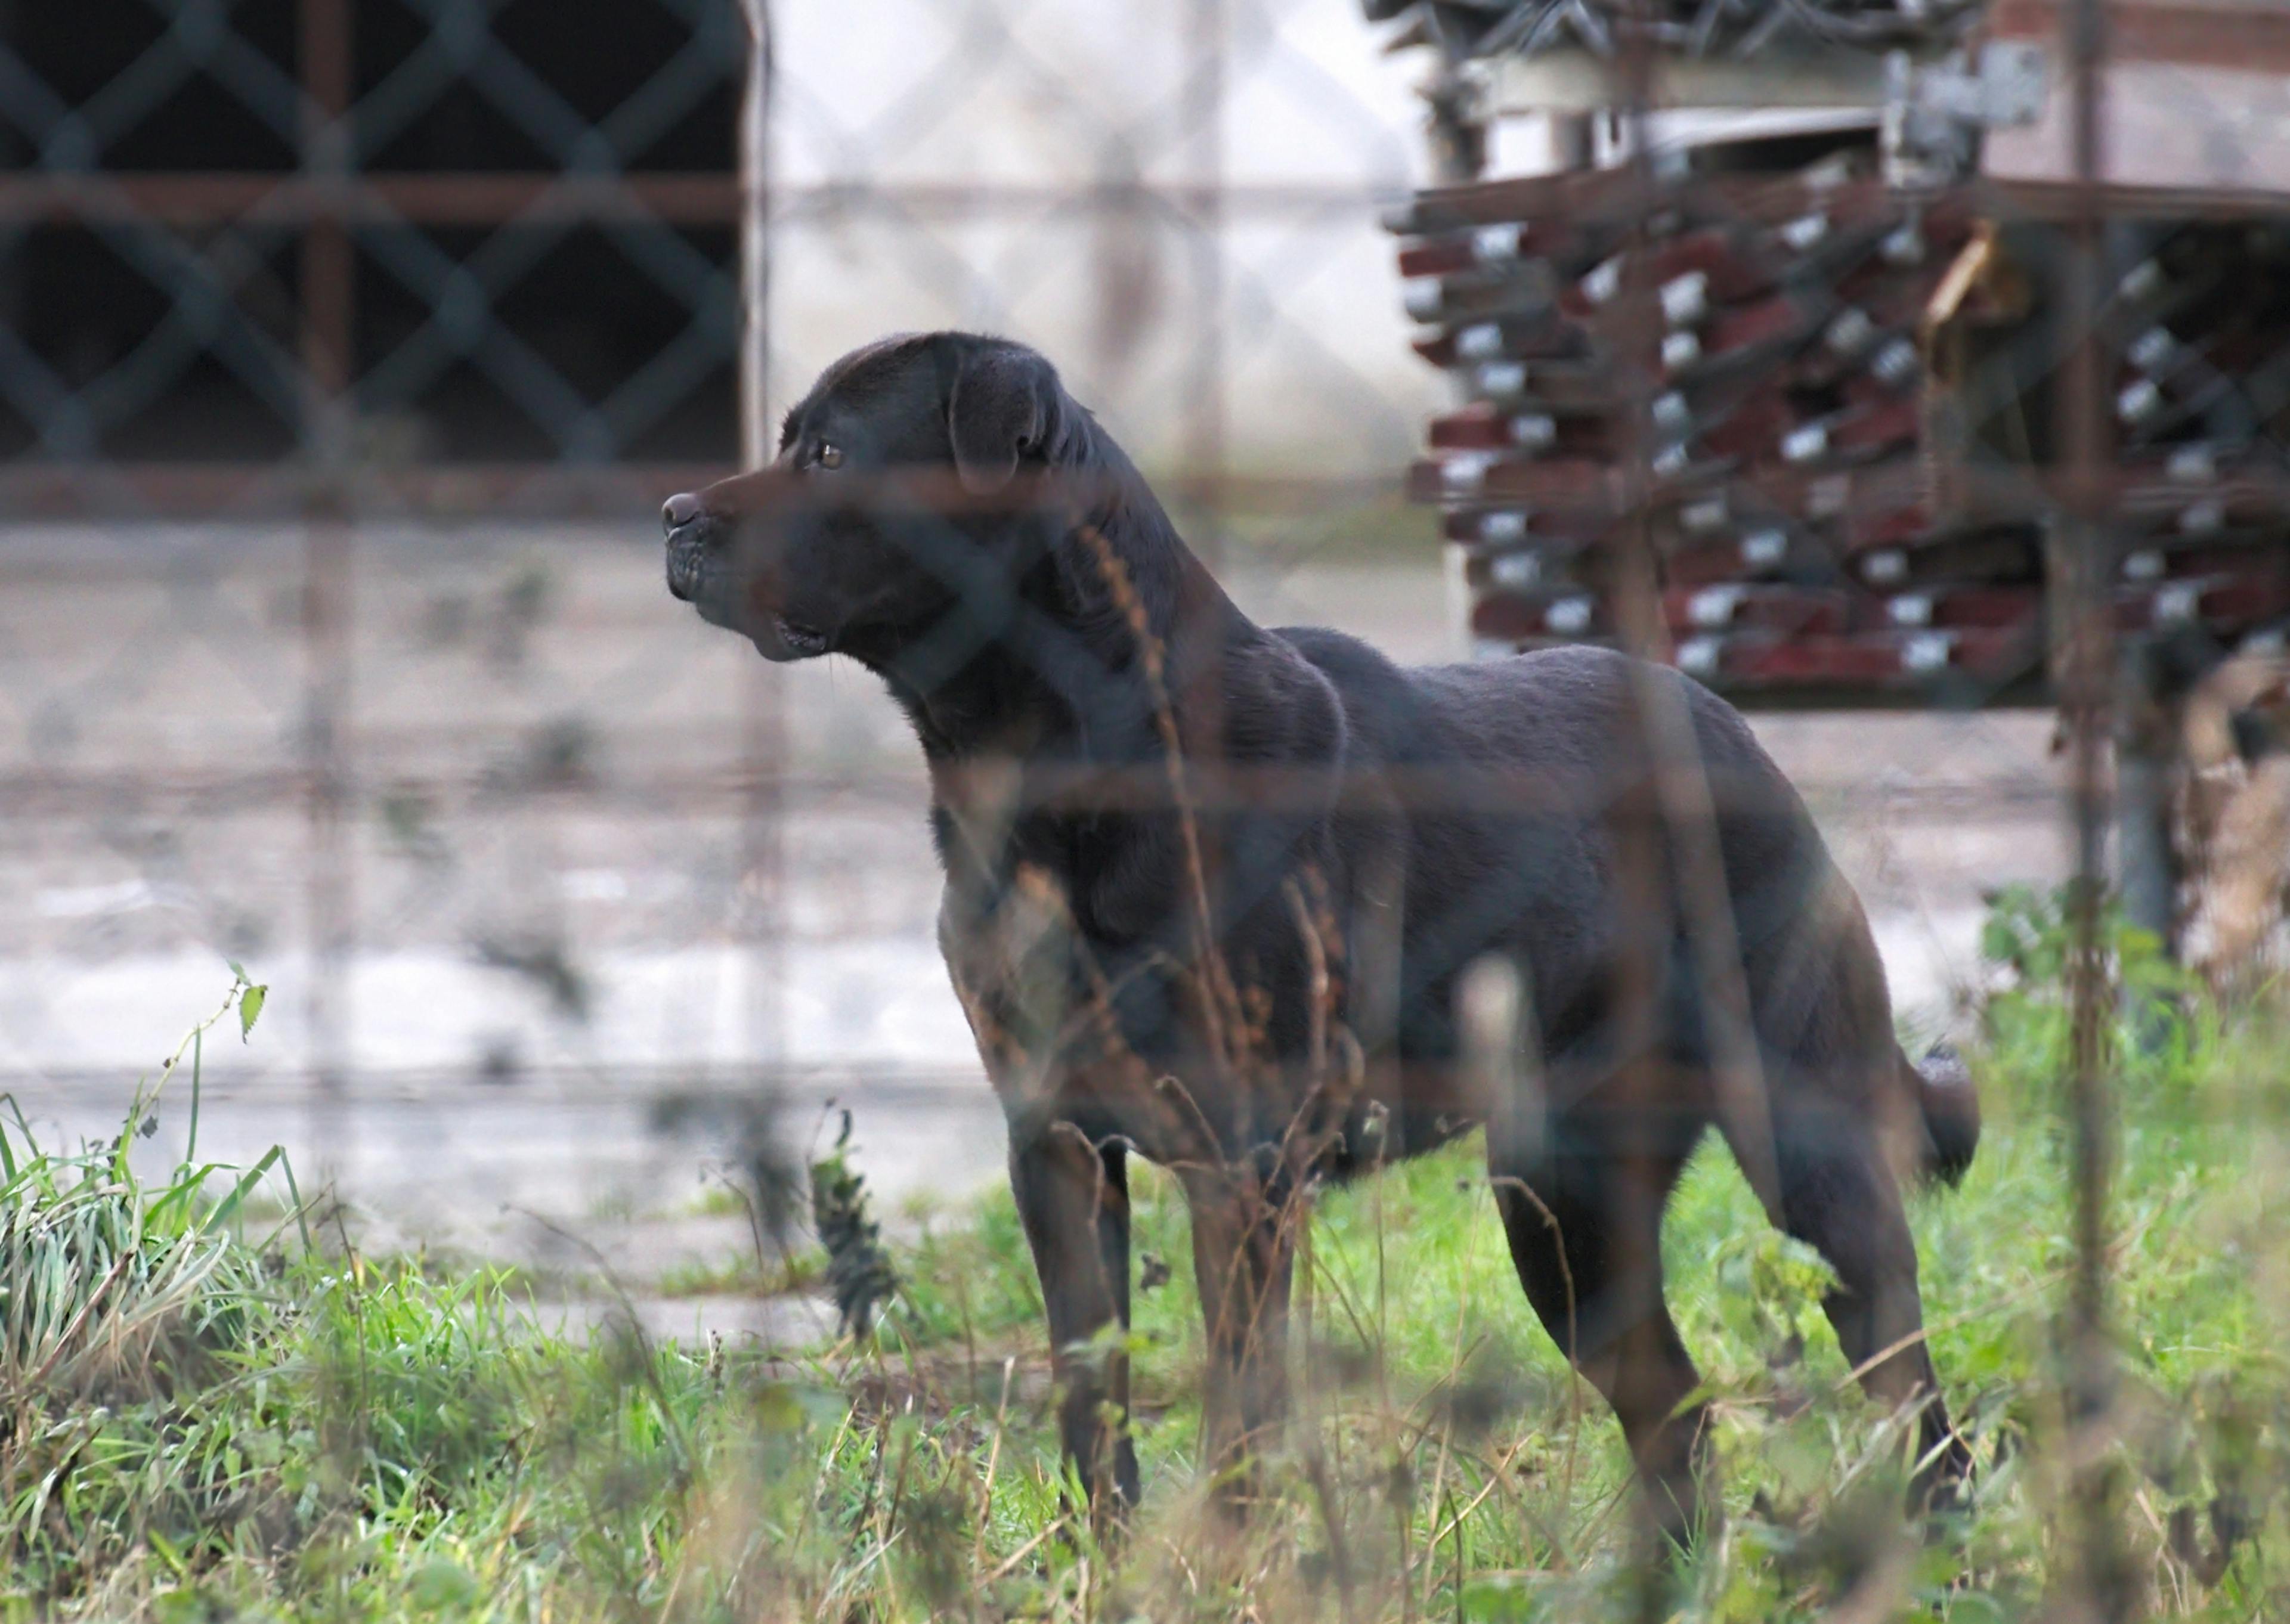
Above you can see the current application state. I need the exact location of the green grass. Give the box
[654,1250,819,1300]
[680,1186,753,1222]
[13,909,2290,1620]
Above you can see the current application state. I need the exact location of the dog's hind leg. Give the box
[1489,1135,1709,1543]
[1010,1126,1141,1520]
[1746,1098,1971,1505]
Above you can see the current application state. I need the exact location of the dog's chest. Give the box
[927,766,1112,1088]
[937,860,1076,1064]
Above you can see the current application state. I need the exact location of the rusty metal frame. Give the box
[1,0,1395,523]
[0,174,1393,228]
[1992,0,2290,75]
[4,13,2280,1593]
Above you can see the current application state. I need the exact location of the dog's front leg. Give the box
[1182,1167,1298,1515]
[1009,1124,1140,1521]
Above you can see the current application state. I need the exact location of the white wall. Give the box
[763,1,1443,474]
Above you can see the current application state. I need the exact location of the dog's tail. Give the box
[1902,1042,1980,1188]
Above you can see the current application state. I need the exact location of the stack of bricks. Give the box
[2081,224,2290,659]
[1395,150,2048,702]
[1863,218,2290,679]
[1397,148,2290,702]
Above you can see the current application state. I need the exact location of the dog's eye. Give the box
[815,442,844,471]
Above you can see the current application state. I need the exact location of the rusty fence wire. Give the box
[4,0,2290,1616]
[0,0,1440,1231]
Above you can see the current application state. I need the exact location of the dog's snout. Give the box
[661,491,705,535]
[662,490,722,605]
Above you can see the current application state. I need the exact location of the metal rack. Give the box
[1379,0,2290,712]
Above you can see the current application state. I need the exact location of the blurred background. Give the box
[0,0,2165,1319]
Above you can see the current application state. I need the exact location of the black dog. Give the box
[661,331,1979,1536]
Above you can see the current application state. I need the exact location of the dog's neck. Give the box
[867,434,1261,786]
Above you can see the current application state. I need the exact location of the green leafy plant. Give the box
[1978,881,2209,1098]
[0,976,304,1595]
[810,1110,899,1341]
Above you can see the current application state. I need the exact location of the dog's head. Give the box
[661,331,1096,664]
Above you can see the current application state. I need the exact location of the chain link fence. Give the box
[0,0,1457,1249]
[7,0,2290,1618]
[1,2,2143,1256]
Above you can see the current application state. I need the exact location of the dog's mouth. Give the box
[757,615,831,660]
[664,531,723,606]
[665,533,830,661]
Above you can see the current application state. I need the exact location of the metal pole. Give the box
[738,1,773,475]
[736,0,786,1083]
[299,0,354,1159]
[1595,2,1747,1589]
[2055,0,2126,1613]
[1180,0,1231,965]
[1184,0,1227,562]
[2116,711,2180,961]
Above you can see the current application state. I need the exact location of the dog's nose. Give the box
[661,491,704,535]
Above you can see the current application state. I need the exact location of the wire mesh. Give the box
[0,0,1437,1232]
[5,0,2290,1617]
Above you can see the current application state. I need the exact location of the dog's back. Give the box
[1277,633,1954,1177]
[1273,636,1849,1032]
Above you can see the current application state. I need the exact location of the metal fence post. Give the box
[736,0,786,1086]
[2056,0,2127,1614]
[300,0,357,1159]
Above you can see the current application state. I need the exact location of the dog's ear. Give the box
[948,345,1059,495]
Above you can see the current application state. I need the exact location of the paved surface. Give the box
[1,525,2064,1296]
